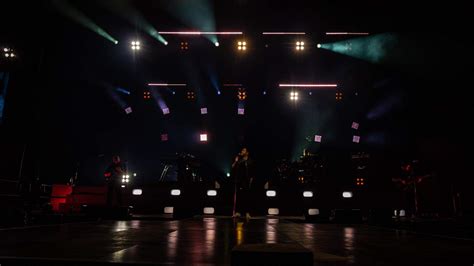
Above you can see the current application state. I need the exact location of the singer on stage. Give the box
[231,147,255,219]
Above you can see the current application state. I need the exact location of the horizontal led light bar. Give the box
[279,84,338,88]
[158,31,242,35]
[262,32,306,35]
[326,32,369,35]
[223,84,243,87]
[148,83,187,87]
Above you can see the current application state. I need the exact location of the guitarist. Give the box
[104,155,125,207]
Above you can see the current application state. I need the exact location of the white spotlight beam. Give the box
[279,84,338,88]
[158,31,242,35]
[326,32,369,35]
[148,83,187,87]
[262,32,306,35]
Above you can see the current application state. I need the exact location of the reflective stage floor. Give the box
[0,217,473,265]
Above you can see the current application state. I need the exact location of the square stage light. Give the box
[207,190,217,196]
[164,207,174,214]
[124,107,132,114]
[238,108,245,115]
[342,191,353,198]
[352,122,359,130]
[162,108,170,115]
[161,134,168,142]
[200,134,208,142]
[314,135,322,142]
[353,135,360,143]
[201,107,208,114]
[203,207,215,214]
[266,190,276,197]
[268,208,279,215]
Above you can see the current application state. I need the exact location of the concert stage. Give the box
[1,217,473,265]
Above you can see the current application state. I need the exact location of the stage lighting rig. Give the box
[356,178,365,186]
[3,47,15,58]
[131,41,140,51]
[180,42,189,50]
[143,91,151,100]
[237,88,247,100]
[186,91,195,100]
[296,41,305,51]
[237,41,247,51]
[290,91,299,101]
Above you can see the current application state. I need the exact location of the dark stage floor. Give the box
[0,217,473,265]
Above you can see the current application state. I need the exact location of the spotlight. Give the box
[266,190,276,197]
[162,108,170,115]
[200,107,208,115]
[296,41,305,51]
[171,189,181,196]
[200,133,208,142]
[214,42,220,47]
[342,191,353,198]
[290,91,299,101]
[207,190,217,196]
[114,40,119,44]
[132,189,142,195]
[226,172,230,177]
[133,173,137,177]
[164,41,169,45]
[317,44,321,48]
[3,48,8,52]
[131,40,140,51]
[237,108,245,115]
[237,41,247,51]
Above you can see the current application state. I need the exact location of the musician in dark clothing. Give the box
[231,147,255,219]
[104,155,124,207]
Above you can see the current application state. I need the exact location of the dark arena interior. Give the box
[1,0,474,265]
